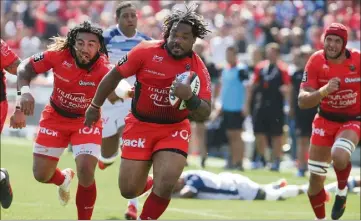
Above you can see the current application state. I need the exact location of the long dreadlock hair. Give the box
[162,3,211,41]
[47,21,108,57]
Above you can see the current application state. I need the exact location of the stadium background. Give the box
[0,0,360,219]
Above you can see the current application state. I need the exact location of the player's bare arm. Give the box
[84,67,125,127]
[179,186,196,198]
[244,82,256,116]
[4,59,21,75]
[16,58,38,116]
[188,99,211,122]
[6,58,26,129]
[298,78,340,109]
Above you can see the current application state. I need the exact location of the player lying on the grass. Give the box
[123,172,360,219]
[171,170,360,201]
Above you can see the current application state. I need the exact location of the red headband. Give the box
[324,23,348,50]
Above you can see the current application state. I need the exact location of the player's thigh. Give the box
[71,124,102,160]
[33,116,69,180]
[332,121,361,162]
[152,150,187,195]
[119,119,156,196]
[119,158,152,196]
[102,112,118,139]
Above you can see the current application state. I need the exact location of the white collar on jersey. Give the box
[116,25,139,39]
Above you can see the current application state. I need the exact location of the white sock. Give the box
[0,171,5,181]
[128,198,139,209]
[324,182,338,193]
[336,186,348,196]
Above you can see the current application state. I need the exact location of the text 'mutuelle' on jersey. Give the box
[169,71,201,110]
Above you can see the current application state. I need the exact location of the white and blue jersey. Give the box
[103,25,151,64]
[101,26,151,137]
[180,170,260,200]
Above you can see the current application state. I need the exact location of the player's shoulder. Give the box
[309,50,325,62]
[44,48,71,59]
[347,48,360,60]
[103,25,119,38]
[236,62,247,70]
[132,40,164,54]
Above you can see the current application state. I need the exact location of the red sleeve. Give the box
[1,39,19,69]
[300,53,320,89]
[30,50,57,74]
[195,56,212,100]
[115,43,144,78]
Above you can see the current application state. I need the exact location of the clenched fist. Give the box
[20,93,35,116]
[320,77,340,97]
[170,79,193,101]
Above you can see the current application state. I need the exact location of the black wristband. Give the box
[90,102,100,110]
[17,91,21,95]
[185,94,201,111]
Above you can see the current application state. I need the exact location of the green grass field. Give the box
[1,137,360,220]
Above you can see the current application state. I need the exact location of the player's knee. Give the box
[308,173,326,194]
[153,180,175,198]
[331,138,355,168]
[33,169,52,183]
[77,164,95,186]
[120,188,138,199]
[308,159,330,177]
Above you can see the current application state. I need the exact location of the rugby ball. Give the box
[169,71,201,110]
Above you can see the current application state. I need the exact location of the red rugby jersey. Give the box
[1,39,19,101]
[300,49,361,116]
[31,49,111,116]
[115,40,212,123]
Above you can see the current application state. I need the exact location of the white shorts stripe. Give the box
[72,143,100,159]
[33,143,66,159]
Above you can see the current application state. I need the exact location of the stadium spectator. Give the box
[214,46,248,170]
[247,42,291,171]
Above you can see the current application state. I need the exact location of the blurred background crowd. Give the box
[1,0,360,175]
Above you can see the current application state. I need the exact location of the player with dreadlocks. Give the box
[85,3,212,220]
[12,21,110,219]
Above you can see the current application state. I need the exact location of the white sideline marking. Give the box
[10,201,234,219]
[168,207,234,219]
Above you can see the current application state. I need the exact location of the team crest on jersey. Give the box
[349,64,355,72]
[117,54,128,66]
[301,71,308,82]
[185,64,191,71]
[33,52,44,62]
